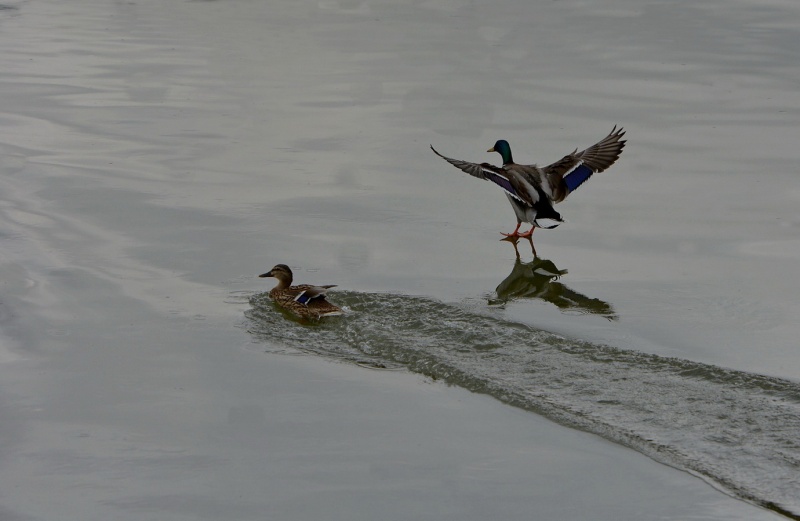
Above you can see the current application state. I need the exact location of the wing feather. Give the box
[431,145,531,205]
[293,285,337,305]
[540,126,626,199]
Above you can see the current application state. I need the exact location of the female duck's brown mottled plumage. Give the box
[431,126,626,238]
[259,264,342,319]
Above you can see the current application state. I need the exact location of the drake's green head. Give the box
[487,140,513,165]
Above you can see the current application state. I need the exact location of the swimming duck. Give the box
[259,264,343,319]
[431,126,626,237]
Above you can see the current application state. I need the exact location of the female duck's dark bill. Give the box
[258,271,273,278]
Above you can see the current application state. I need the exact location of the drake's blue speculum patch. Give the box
[485,171,520,200]
[563,163,594,193]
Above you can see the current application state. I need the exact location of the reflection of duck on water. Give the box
[491,238,617,320]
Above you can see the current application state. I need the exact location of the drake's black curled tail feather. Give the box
[534,198,563,229]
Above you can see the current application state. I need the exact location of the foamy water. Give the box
[248,291,800,517]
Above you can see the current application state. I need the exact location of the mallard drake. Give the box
[431,126,626,237]
[259,264,343,319]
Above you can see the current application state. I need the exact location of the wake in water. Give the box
[246,290,800,519]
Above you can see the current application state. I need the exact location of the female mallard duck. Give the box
[259,264,343,319]
[431,126,626,238]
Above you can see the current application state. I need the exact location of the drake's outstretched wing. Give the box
[542,126,626,198]
[431,145,533,206]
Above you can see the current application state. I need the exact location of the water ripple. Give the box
[246,291,800,519]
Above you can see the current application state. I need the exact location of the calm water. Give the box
[1,0,799,518]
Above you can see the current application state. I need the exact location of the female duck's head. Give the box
[259,264,293,287]
[488,140,513,165]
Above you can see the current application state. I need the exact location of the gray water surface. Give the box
[249,290,800,515]
[1,0,799,519]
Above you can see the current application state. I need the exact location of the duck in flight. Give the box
[431,126,626,238]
